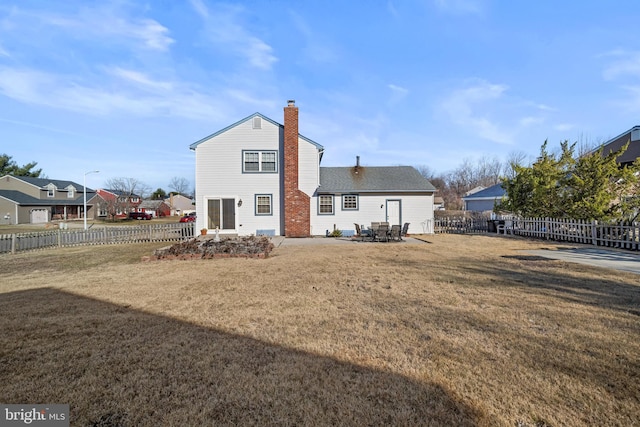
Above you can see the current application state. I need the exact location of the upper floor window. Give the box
[131,197,140,203]
[243,150,277,173]
[67,188,75,198]
[47,185,55,198]
[342,194,358,210]
[319,195,334,215]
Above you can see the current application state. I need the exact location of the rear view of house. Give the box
[190,101,436,237]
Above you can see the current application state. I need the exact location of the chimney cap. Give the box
[287,99,295,106]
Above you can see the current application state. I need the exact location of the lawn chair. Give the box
[389,224,401,241]
[375,223,389,242]
[354,223,369,241]
[401,222,410,238]
[496,220,513,235]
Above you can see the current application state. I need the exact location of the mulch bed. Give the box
[143,235,275,261]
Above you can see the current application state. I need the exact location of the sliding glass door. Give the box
[207,198,236,230]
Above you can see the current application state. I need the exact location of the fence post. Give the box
[11,234,16,254]
[591,220,597,246]
[545,217,550,240]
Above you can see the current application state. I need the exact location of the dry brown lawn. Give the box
[0,234,638,426]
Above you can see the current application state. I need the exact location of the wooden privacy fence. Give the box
[435,216,639,251]
[0,223,196,254]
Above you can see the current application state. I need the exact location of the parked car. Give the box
[129,211,152,220]
[179,212,196,223]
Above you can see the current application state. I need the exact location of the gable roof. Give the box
[0,189,92,206]
[139,199,168,209]
[462,183,506,200]
[3,176,88,191]
[592,125,640,166]
[188,112,324,154]
[318,166,436,193]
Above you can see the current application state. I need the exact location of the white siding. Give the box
[194,117,322,236]
[297,138,320,196]
[194,118,282,236]
[310,193,435,236]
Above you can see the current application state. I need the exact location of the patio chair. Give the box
[401,222,410,238]
[496,220,513,235]
[389,224,401,241]
[375,223,389,242]
[354,223,369,241]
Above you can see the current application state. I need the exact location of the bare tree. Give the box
[168,177,191,196]
[102,177,150,219]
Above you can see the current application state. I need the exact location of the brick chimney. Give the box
[283,100,310,237]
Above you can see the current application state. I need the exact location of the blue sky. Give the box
[1,1,640,192]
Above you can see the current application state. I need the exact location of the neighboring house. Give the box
[190,100,437,237]
[136,200,171,217]
[166,194,195,216]
[595,125,640,167]
[462,183,506,212]
[0,175,98,224]
[434,196,445,210]
[96,189,142,219]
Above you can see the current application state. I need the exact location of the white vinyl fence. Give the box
[435,216,639,251]
[512,217,639,250]
[0,223,196,254]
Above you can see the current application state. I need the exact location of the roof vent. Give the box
[252,116,262,129]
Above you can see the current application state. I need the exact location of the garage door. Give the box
[30,209,48,224]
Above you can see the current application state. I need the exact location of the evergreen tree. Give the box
[498,140,640,221]
[0,154,43,177]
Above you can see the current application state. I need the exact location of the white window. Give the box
[47,185,55,198]
[342,194,358,210]
[67,188,75,198]
[255,194,272,215]
[319,195,334,215]
[243,151,278,173]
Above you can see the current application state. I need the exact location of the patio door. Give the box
[207,198,236,231]
[386,200,401,226]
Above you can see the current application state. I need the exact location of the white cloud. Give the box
[108,67,174,91]
[388,84,409,95]
[441,80,514,144]
[3,5,174,52]
[0,66,226,121]
[602,51,640,81]
[554,123,574,132]
[189,0,210,19]
[519,116,543,127]
[288,11,339,65]
[203,5,277,70]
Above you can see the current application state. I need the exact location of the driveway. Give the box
[526,247,640,275]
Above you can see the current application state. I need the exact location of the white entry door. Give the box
[386,200,401,226]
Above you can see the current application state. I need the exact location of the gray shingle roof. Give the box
[0,190,94,206]
[462,183,506,200]
[12,176,89,191]
[319,166,436,193]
